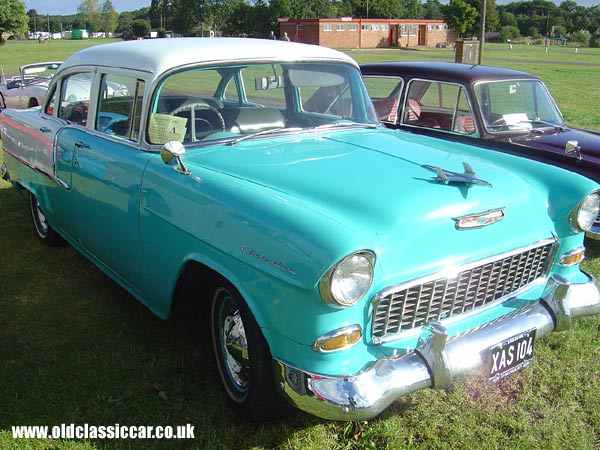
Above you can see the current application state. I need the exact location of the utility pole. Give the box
[478,0,487,64]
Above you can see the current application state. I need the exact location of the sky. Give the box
[22,0,600,16]
[23,1,151,15]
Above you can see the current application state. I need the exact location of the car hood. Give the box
[506,127,600,157]
[181,128,578,281]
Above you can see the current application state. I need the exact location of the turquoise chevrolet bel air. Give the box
[2,38,600,422]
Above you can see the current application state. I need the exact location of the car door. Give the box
[55,72,152,297]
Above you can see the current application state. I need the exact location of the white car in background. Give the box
[0,61,126,111]
[0,62,62,110]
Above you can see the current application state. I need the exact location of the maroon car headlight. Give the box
[571,191,600,233]
[319,251,375,307]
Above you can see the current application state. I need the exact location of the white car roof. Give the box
[60,37,358,80]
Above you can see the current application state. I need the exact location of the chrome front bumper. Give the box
[274,272,600,421]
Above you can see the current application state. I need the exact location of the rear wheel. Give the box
[210,282,290,421]
[29,191,64,246]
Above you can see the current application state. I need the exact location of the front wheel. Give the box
[210,282,290,421]
[29,192,64,246]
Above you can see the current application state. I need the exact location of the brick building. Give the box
[279,18,457,49]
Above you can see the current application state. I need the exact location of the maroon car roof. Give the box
[360,61,540,84]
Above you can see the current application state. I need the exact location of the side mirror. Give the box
[161,141,190,175]
[565,140,581,160]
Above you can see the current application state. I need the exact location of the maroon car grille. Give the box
[371,242,554,341]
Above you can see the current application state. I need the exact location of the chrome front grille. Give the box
[371,240,555,343]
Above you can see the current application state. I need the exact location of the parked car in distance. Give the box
[0,61,62,110]
[2,38,600,422]
[360,61,600,237]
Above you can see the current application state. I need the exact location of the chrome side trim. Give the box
[3,148,70,190]
[274,272,600,421]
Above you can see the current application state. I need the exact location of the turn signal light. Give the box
[312,325,362,352]
[558,247,585,266]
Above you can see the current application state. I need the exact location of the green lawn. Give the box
[1,39,600,450]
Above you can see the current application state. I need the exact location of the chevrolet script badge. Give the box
[453,208,505,229]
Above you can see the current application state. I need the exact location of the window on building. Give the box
[409,25,417,36]
[400,24,407,36]
[349,23,357,31]
[336,24,344,31]
[362,24,369,31]
[371,24,380,31]
[324,23,333,31]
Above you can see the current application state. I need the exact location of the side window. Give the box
[402,80,441,129]
[44,87,57,116]
[58,73,92,125]
[222,77,240,104]
[96,74,145,141]
[454,87,476,135]
[362,76,403,123]
[299,68,353,119]
[403,80,475,134]
[152,68,229,144]
[241,65,286,108]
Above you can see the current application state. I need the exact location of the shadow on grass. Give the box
[0,182,345,449]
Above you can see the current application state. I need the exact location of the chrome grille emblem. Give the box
[452,208,505,229]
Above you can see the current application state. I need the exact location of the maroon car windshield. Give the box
[474,79,564,133]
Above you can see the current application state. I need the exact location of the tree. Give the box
[444,0,478,37]
[368,0,402,19]
[499,11,517,28]
[463,0,500,36]
[424,0,445,20]
[116,11,134,38]
[78,0,100,31]
[0,0,29,39]
[131,18,150,37]
[401,0,425,19]
[500,24,520,41]
[100,0,118,34]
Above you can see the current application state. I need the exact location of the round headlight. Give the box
[320,251,375,307]
[571,191,600,232]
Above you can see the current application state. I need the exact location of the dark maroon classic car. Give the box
[360,61,600,237]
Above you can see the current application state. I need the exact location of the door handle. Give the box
[39,126,51,133]
[74,141,90,149]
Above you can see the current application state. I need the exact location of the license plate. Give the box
[488,329,536,383]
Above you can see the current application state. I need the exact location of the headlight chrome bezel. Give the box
[570,190,600,233]
[319,250,375,308]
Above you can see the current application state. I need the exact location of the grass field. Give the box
[1,38,600,450]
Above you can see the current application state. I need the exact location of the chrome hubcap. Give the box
[32,197,48,235]
[219,297,249,392]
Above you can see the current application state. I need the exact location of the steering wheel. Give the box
[489,117,507,129]
[171,102,225,141]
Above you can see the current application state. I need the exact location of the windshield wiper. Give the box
[527,118,566,131]
[312,122,379,131]
[226,122,378,146]
[226,127,303,146]
[488,118,563,134]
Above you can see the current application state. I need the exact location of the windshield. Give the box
[21,62,61,85]
[474,79,564,133]
[149,61,379,145]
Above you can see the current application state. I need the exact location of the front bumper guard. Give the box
[274,272,600,421]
